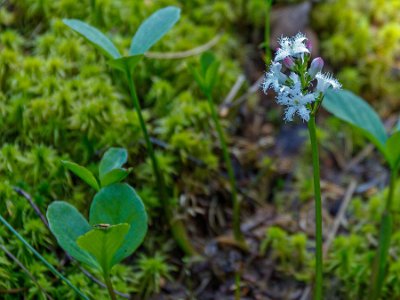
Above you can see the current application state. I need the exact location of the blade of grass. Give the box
[0,214,89,300]
[369,168,397,300]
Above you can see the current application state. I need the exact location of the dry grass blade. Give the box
[145,34,221,59]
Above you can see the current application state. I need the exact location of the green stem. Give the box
[0,214,89,300]
[235,271,241,300]
[264,0,272,62]
[308,115,323,300]
[369,168,397,300]
[386,168,397,212]
[124,67,196,256]
[104,275,117,300]
[206,93,245,244]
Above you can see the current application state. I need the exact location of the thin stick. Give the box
[13,187,49,227]
[145,35,221,59]
[0,244,53,300]
[323,180,357,255]
[308,115,323,300]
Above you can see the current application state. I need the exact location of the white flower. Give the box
[274,33,310,62]
[275,36,292,62]
[276,73,316,122]
[315,72,341,93]
[262,62,288,93]
[291,33,309,57]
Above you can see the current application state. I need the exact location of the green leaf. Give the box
[200,52,216,76]
[89,183,147,265]
[323,89,388,154]
[205,60,220,93]
[47,201,98,269]
[190,66,205,92]
[108,55,143,73]
[63,19,121,59]
[62,160,100,191]
[129,6,181,55]
[385,131,400,169]
[192,52,219,95]
[99,148,128,179]
[76,223,130,274]
[100,168,130,187]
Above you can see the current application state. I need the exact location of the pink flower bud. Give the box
[306,40,312,52]
[283,57,295,69]
[308,57,324,78]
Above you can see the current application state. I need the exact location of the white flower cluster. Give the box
[262,33,341,122]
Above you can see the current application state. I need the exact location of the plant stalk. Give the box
[308,115,323,300]
[206,93,245,245]
[124,66,196,256]
[104,275,117,300]
[0,214,89,300]
[264,0,272,63]
[369,168,397,300]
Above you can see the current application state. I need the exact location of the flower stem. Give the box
[206,93,245,245]
[308,115,323,300]
[264,0,272,62]
[104,275,117,300]
[124,67,196,256]
[369,168,397,300]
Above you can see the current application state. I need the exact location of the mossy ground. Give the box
[1,0,400,299]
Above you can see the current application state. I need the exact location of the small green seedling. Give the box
[63,6,196,256]
[323,89,400,300]
[62,147,130,190]
[192,52,245,246]
[47,148,147,300]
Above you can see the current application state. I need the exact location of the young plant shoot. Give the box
[192,52,245,246]
[62,6,196,256]
[47,148,148,300]
[262,33,341,300]
[322,89,400,300]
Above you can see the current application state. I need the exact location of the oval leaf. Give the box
[99,148,128,179]
[100,168,130,187]
[89,183,148,265]
[76,223,130,274]
[62,160,100,191]
[129,6,181,55]
[63,19,121,59]
[47,201,98,269]
[323,89,387,154]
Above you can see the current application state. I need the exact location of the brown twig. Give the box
[13,186,49,227]
[0,244,53,299]
[219,75,246,117]
[145,34,221,59]
[223,75,264,112]
[323,179,357,255]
